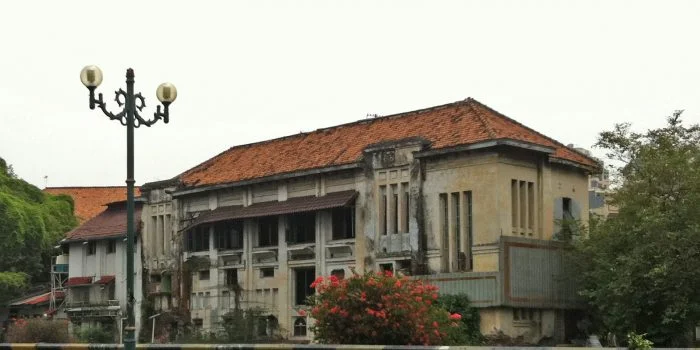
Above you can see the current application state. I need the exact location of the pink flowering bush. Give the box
[308,270,469,345]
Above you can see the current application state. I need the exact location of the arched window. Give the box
[293,317,307,337]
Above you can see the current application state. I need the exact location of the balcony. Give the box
[65,299,120,318]
[413,236,582,310]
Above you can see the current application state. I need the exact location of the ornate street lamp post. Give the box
[80,66,176,350]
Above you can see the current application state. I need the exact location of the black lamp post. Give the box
[80,66,176,350]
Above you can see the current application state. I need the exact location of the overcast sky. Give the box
[1,0,698,188]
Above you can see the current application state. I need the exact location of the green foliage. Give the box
[219,307,280,343]
[435,294,484,345]
[627,332,653,350]
[0,156,77,300]
[0,272,28,302]
[76,326,114,343]
[309,270,472,345]
[5,319,72,343]
[572,112,700,346]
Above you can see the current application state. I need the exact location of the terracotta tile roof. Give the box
[96,275,115,285]
[187,190,357,229]
[11,291,64,306]
[66,277,93,286]
[43,186,142,223]
[179,98,599,188]
[64,201,142,242]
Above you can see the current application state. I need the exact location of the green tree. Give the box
[0,157,77,303]
[573,111,700,346]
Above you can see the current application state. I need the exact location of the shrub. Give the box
[627,332,653,350]
[435,294,483,344]
[76,326,113,343]
[309,270,469,345]
[5,318,71,343]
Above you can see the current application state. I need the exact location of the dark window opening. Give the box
[87,241,96,255]
[151,274,161,283]
[380,186,387,235]
[403,185,410,233]
[107,240,116,254]
[287,212,316,244]
[186,226,209,252]
[331,269,345,280]
[563,197,573,220]
[193,318,203,328]
[294,267,315,305]
[199,270,210,281]
[379,263,394,274]
[225,269,238,286]
[257,317,268,336]
[260,268,274,278]
[258,217,278,247]
[293,317,307,337]
[392,184,399,234]
[331,207,355,240]
[397,260,411,275]
[214,220,243,250]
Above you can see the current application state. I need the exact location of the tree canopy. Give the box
[0,157,77,303]
[573,111,700,346]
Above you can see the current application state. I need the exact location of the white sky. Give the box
[1,0,698,188]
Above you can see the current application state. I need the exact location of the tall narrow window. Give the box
[107,240,116,254]
[465,191,473,270]
[402,184,410,233]
[528,183,535,234]
[87,241,96,255]
[293,318,307,337]
[151,216,158,255]
[511,180,518,231]
[451,192,460,271]
[294,267,315,305]
[563,197,573,220]
[391,184,398,234]
[332,207,355,240]
[159,215,165,256]
[439,193,449,272]
[519,181,527,234]
[380,185,387,235]
[258,217,278,247]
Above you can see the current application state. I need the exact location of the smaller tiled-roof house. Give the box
[43,186,141,223]
[58,200,144,341]
[140,97,600,343]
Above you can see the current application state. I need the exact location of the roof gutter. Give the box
[172,162,362,198]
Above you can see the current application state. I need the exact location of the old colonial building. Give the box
[59,200,144,341]
[139,98,599,343]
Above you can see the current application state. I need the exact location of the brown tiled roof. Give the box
[179,98,599,188]
[44,186,141,223]
[64,201,142,242]
[187,190,358,229]
[66,277,93,286]
[96,275,115,285]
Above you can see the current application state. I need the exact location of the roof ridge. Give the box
[466,98,599,165]
[465,99,496,138]
[178,99,469,179]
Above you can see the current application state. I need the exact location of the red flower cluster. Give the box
[308,270,462,345]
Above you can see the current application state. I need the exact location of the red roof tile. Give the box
[43,186,142,223]
[66,277,93,286]
[179,98,599,188]
[96,275,115,284]
[11,291,64,306]
[64,201,142,242]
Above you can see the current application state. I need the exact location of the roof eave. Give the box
[63,232,131,243]
[173,162,362,198]
[549,157,600,173]
[414,139,556,158]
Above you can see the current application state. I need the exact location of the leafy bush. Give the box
[76,326,113,343]
[434,294,483,344]
[309,270,469,345]
[5,318,71,343]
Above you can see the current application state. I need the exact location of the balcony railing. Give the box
[65,299,119,309]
